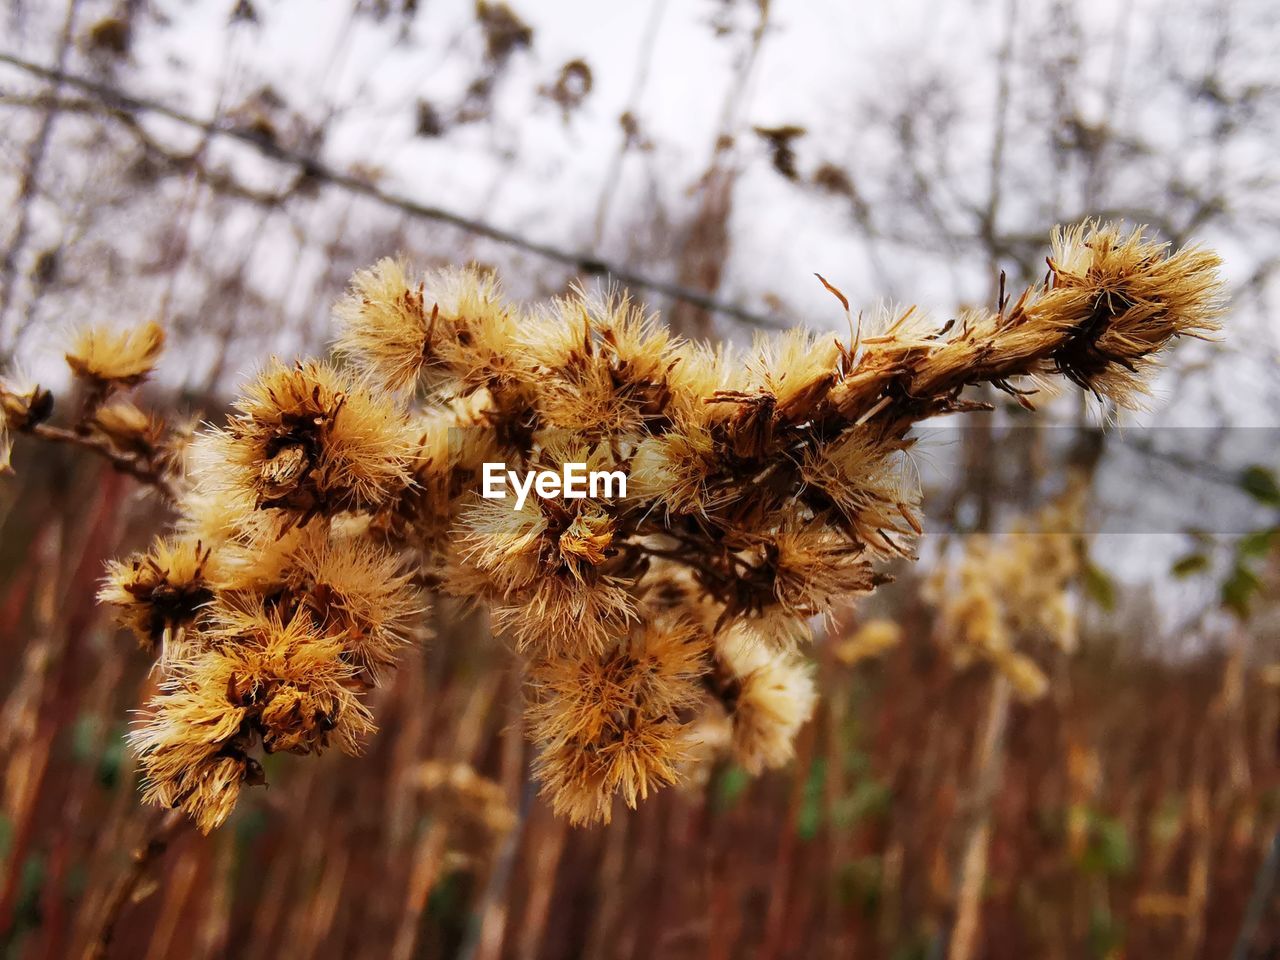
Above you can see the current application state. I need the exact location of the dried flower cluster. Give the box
[113,517,424,830]
[415,760,519,844]
[0,373,51,475]
[925,486,1088,700]
[1,318,174,487]
[2,221,1223,830]
[834,618,904,667]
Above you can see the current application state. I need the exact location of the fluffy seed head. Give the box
[533,715,691,826]
[289,532,425,679]
[213,359,417,525]
[521,291,686,436]
[130,601,373,831]
[1035,221,1225,405]
[101,221,1227,832]
[415,761,518,837]
[526,612,709,823]
[92,400,166,456]
[834,618,903,666]
[629,427,720,515]
[716,630,816,774]
[800,430,920,557]
[99,537,215,657]
[334,257,435,393]
[65,321,165,388]
[338,262,521,400]
[767,524,885,620]
[0,374,52,474]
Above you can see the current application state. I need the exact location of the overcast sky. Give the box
[2,0,1278,626]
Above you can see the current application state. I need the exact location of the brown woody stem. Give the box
[23,421,179,503]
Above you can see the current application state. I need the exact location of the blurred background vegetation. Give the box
[1,1,1279,957]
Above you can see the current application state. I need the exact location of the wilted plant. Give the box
[0,221,1224,831]
[415,760,519,844]
[833,617,903,667]
[925,484,1088,700]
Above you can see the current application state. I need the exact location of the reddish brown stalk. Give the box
[85,809,188,960]
[759,717,817,960]
[949,674,1013,960]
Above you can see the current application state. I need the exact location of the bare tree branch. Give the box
[0,53,790,331]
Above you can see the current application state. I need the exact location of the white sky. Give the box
[2,0,1277,629]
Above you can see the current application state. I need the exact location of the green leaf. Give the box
[1170,552,1210,577]
[1080,814,1133,876]
[1083,562,1116,611]
[426,869,467,924]
[831,779,892,828]
[1222,562,1263,619]
[66,861,89,898]
[1088,907,1125,959]
[1150,796,1184,848]
[70,713,99,763]
[1238,527,1278,559]
[836,856,883,913]
[16,852,47,932]
[842,746,871,777]
[1241,465,1280,507]
[889,938,932,960]
[713,765,750,813]
[97,728,126,790]
[796,758,827,840]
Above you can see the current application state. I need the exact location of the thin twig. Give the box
[590,0,668,245]
[945,673,1013,960]
[0,0,81,334]
[0,53,789,332]
[22,421,179,503]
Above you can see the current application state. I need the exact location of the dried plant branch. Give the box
[22,420,179,502]
[2,320,179,501]
[0,53,790,331]
[3,217,1226,833]
[0,1,81,331]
